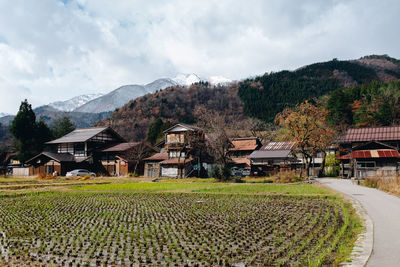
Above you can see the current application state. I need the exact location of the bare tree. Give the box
[197,107,233,181]
[120,141,154,175]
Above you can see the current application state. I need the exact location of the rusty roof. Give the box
[339,149,400,159]
[231,157,251,167]
[230,138,260,151]
[144,153,168,161]
[341,126,400,143]
[261,142,296,151]
[160,157,194,165]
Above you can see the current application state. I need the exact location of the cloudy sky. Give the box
[0,0,399,113]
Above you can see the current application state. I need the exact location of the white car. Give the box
[66,169,96,177]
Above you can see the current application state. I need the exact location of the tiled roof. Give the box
[163,123,203,133]
[341,126,400,143]
[261,142,296,151]
[144,153,168,161]
[230,138,259,151]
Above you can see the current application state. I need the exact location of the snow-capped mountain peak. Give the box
[172,73,202,86]
[209,75,232,85]
[49,94,104,112]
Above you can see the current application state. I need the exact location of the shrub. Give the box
[363,177,379,188]
[275,170,301,183]
[129,173,140,177]
[210,166,231,181]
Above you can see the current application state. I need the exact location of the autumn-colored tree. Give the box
[275,100,336,177]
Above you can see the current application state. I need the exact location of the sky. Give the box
[0,0,399,114]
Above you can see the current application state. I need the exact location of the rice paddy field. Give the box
[0,178,362,266]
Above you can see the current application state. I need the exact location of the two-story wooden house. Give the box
[27,127,126,176]
[144,123,207,178]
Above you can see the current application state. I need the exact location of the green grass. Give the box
[193,183,330,195]
[71,182,227,192]
[71,182,329,195]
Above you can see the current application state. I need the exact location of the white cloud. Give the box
[0,0,399,113]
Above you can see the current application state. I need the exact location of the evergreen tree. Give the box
[9,100,53,163]
[51,116,76,139]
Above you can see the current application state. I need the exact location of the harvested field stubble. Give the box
[0,192,355,266]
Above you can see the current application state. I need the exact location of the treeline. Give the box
[238,59,379,122]
[326,81,400,127]
[98,82,248,141]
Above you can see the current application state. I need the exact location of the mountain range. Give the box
[95,55,400,141]
[0,73,232,128]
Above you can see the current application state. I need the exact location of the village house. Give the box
[25,126,156,176]
[144,123,209,178]
[248,141,299,176]
[229,137,261,175]
[338,126,400,178]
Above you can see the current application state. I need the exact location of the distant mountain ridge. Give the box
[96,55,400,141]
[49,93,103,112]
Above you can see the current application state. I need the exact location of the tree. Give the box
[9,100,53,163]
[275,100,336,178]
[197,108,233,181]
[121,141,154,175]
[51,116,76,139]
[147,118,171,144]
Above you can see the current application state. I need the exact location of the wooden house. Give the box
[144,123,207,178]
[229,137,262,170]
[248,142,298,175]
[338,126,400,178]
[26,127,128,176]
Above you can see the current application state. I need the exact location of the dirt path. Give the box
[319,178,400,266]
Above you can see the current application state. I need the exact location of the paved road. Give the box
[319,178,400,266]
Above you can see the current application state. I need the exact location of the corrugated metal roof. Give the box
[261,142,296,151]
[342,126,400,143]
[248,150,292,159]
[338,149,400,159]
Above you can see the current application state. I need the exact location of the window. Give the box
[357,161,376,169]
[167,133,184,144]
[46,165,54,174]
[74,143,85,156]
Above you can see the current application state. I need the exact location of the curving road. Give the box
[319,178,400,266]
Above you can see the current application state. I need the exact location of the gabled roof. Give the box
[341,126,400,143]
[230,137,260,151]
[26,152,75,164]
[163,123,202,133]
[46,127,125,144]
[338,150,400,159]
[101,142,141,152]
[248,150,293,159]
[261,142,296,151]
[144,153,169,161]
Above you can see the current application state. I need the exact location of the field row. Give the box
[0,192,356,266]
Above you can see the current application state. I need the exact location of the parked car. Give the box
[66,169,96,177]
[231,167,251,177]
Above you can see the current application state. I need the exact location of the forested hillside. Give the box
[98,55,400,141]
[97,82,249,141]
